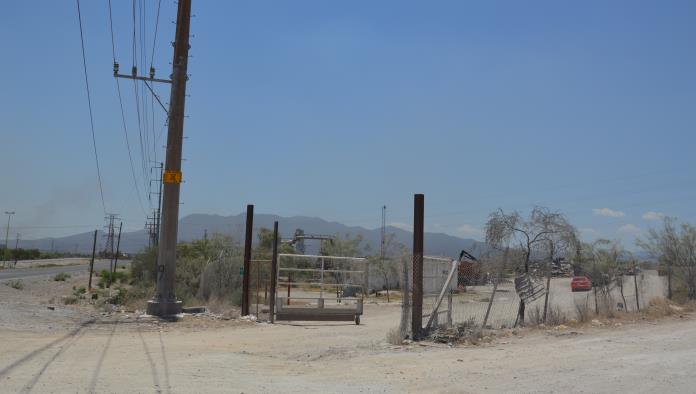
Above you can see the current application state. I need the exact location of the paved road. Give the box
[0,260,130,281]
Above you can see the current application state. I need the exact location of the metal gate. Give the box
[274,254,367,324]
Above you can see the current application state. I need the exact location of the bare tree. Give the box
[639,218,696,300]
[485,206,578,325]
[637,217,679,299]
[581,239,629,313]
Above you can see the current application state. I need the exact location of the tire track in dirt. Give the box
[0,318,95,380]
[87,320,119,393]
[20,321,92,393]
[137,326,162,393]
[158,331,171,394]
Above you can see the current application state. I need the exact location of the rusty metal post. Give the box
[270,221,278,323]
[242,204,254,316]
[256,259,260,316]
[412,194,424,339]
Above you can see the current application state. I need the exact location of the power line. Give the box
[139,0,152,191]
[149,0,163,170]
[108,0,147,215]
[150,0,162,69]
[75,0,107,215]
[130,0,150,194]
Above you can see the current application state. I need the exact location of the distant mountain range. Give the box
[17,213,486,258]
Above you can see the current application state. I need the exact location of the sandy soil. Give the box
[1,270,692,393]
[1,307,694,393]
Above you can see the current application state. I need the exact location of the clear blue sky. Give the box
[2,1,695,249]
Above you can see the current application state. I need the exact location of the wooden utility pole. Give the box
[411,194,424,340]
[146,0,192,316]
[88,230,98,290]
[242,205,254,316]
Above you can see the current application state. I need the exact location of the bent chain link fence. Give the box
[400,254,669,337]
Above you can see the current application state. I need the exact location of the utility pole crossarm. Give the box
[114,73,172,84]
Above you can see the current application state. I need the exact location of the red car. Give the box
[571,276,592,292]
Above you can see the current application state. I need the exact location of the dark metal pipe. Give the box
[411,194,424,339]
[270,221,279,323]
[241,204,254,316]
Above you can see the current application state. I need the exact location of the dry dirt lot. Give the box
[1,271,694,393]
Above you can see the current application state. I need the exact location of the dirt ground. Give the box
[1,272,694,393]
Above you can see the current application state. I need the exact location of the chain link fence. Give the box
[399,253,669,338]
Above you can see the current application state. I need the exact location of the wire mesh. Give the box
[400,251,670,338]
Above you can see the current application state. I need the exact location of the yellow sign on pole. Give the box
[163,170,182,184]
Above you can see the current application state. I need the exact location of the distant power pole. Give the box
[3,211,13,266]
[13,233,20,267]
[146,162,164,248]
[112,222,123,279]
[88,229,98,290]
[380,205,386,266]
[104,214,118,287]
[154,162,163,246]
[146,0,192,316]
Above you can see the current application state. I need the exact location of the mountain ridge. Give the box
[17,213,486,258]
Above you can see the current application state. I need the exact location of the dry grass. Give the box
[563,298,696,328]
[386,327,404,345]
[528,305,568,326]
[640,298,696,319]
[572,299,593,323]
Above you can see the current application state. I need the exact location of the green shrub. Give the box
[130,235,245,307]
[107,287,128,305]
[130,247,158,285]
[6,279,24,290]
[97,269,130,288]
[53,272,71,281]
[73,286,86,297]
[63,295,78,305]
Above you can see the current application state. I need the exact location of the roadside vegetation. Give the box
[4,248,88,261]
[128,231,298,310]
[53,272,71,281]
[6,279,24,290]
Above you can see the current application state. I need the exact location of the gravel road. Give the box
[0,302,693,393]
